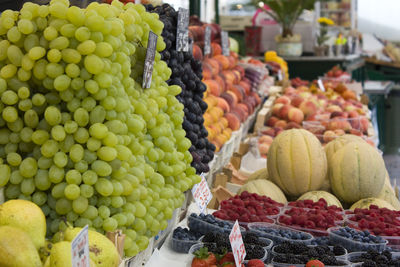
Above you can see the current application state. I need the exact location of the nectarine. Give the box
[224,112,241,131]
[287,107,304,124]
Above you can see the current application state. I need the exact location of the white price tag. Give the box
[277,70,283,81]
[221,31,230,57]
[191,173,212,213]
[142,31,158,89]
[229,220,246,267]
[71,225,90,267]
[176,8,189,52]
[318,79,326,92]
[204,26,211,56]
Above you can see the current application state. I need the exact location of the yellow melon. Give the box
[350,198,395,211]
[238,179,287,204]
[377,183,400,210]
[267,129,327,197]
[329,142,385,203]
[324,134,366,162]
[297,191,343,208]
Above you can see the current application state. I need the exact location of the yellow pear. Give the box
[63,227,120,267]
[49,241,97,267]
[0,199,46,249]
[0,225,42,267]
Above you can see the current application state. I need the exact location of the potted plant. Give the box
[256,0,320,56]
[315,17,334,56]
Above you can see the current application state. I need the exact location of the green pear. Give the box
[0,225,42,267]
[50,241,97,267]
[64,227,120,267]
[0,199,46,250]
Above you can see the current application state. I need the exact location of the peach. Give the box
[216,97,230,113]
[229,85,245,102]
[330,111,348,119]
[350,129,363,136]
[214,75,226,93]
[237,103,249,118]
[206,126,215,140]
[348,110,359,118]
[258,143,270,155]
[243,101,254,115]
[203,113,214,126]
[239,81,251,95]
[213,55,230,70]
[288,107,304,124]
[285,122,301,130]
[261,127,276,137]
[203,80,222,96]
[192,44,203,60]
[328,119,352,132]
[221,70,236,84]
[334,83,347,93]
[227,56,236,69]
[275,120,288,129]
[360,117,369,133]
[299,101,317,117]
[220,117,229,128]
[272,103,284,116]
[342,90,357,100]
[211,42,222,56]
[291,96,304,107]
[258,135,274,145]
[275,96,291,105]
[234,65,245,79]
[284,86,296,95]
[266,116,279,127]
[203,58,221,76]
[250,91,261,105]
[202,63,212,80]
[232,107,246,122]
[327,105,342,113]
[226,91,239,106]
[299,91,312,99]
[334,129,345,136]
[278,104,293,120]
[220,92,236,108]
[323,130,337,143]
[274,127,284,136]
[224,112,241,131]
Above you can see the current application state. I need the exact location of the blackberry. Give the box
[375,255,389,264]
[202,232,215,243]
[245,245,265,260]
[243,232,258,245]
[332,245,346,256]
[306,248,319,258]
[382,250,392,260]
[362,260,377,267]
[319,255,337,265]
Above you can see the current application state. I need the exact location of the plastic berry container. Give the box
[270,245,348,261]
[171,236,203,253]
[187,215,245,235]
[248,222,313,245]
[328,227,388,252]
[244,246,268,264]
[270,258,352,267]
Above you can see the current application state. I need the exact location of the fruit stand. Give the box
[0,1,399,267]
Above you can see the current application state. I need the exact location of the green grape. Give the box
[64,184,80,200]
[34,169,51,190]
[6,152,21,166]
[5,184,21,199]
[82,170,97,185]
[95,178,113,196]
[51,125,66,141]
[19,157,37,178]
[32,191,47,206]
[74,160,88,173]
[102,217,117,232]
[9,170,23,185]
[51,182,66,198]
[80,184,93,198]
[98,205,110,219]
[0,164,11,186]
[20,178,35,195]
[77,40,96,55]
[84,54,104,74]
[65,169,81,184]
[49,165,64,183]
[81,205,98,219]
[55,198,72,215]
[66,211,79,222]
[28,47,46,60]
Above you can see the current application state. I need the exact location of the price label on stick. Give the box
[204,26,211,56]
[176,8,189,52]
[229,220,246,267]
[71,225,90,267]
[277,70,283,81]
[318,79,326,92]
[142,31,158,89]
[221,31,230,56]
[191,173,212,213]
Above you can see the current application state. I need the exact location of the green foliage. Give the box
[256,0,321,38]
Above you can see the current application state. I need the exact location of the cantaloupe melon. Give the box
[350,198,395,211]
[267,129,327,197]
[297,191,343,208]
[329,142,385,203]
[238,179,287,204]
[377,183,400,210]
[246,168,268,182]
[324,134,366,162]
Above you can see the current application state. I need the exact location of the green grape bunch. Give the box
[0,0,201,257]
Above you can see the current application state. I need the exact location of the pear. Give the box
[0,199,46,250]
[64,227,120,267]
[49,241,97,267]
[0,225,42,267]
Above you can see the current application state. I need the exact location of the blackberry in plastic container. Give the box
[146,4,215,174]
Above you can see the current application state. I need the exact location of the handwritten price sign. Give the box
[71,225,90,267]
[229,221,246,267]
[191,173,212,213]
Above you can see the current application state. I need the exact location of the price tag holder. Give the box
[71,225,90,267]
[221,31,229,56]
[176,8,189,52]
[277,70,283,81]
[191,173,212,213]
[204,26,211,56]
[318,79,326,92]
[229,220,246,267]
[142,31,158,89]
